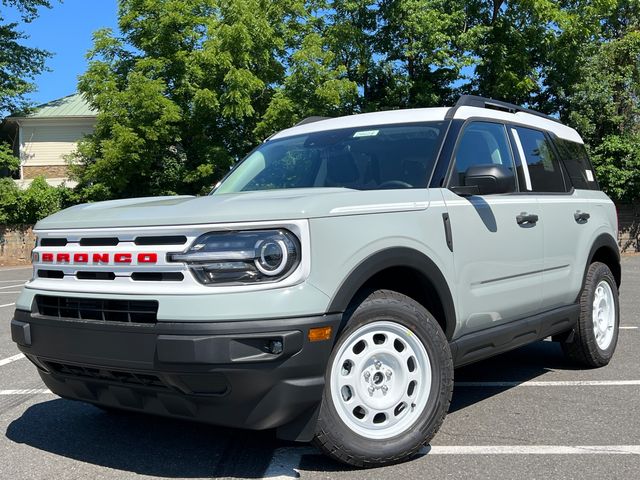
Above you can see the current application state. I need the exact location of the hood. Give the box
[35,188,430,230]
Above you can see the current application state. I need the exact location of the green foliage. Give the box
[0,141,19,174]
[0,176,72,225]
[567,17,640,202]
[67,0,640,204]
[73,0,314,198]
[0,0,55,115]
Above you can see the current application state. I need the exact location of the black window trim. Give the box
[436,115,577,196]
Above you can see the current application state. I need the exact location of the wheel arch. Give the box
[584,233,621,289]
[327,247,457,340]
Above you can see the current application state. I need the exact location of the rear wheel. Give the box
[313,290,453,467]
[562,262,619,367]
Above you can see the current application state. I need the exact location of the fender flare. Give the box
[327,247,457,339]
[582,233,621,289]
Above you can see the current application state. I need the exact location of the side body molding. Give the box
[327,247,457,339]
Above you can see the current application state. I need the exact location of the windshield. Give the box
[213,122,446,194]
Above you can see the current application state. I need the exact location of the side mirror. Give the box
[451,164,515,196]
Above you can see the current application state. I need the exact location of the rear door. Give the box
[510,126,582,310]
[442,121,544,336]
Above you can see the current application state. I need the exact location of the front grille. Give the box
[35,270,184,282]
[40,238,67,247]
[76,271,116,280]
[79,237,119,246]
[44,361,168,389]
[135,235,187,245]
[37,269,64,279]
[35,295,158,324]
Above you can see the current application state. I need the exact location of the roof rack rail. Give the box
[452,95,561,123]
[295,116,331,126]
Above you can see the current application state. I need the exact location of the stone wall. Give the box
[618,203,639,253]
[22,165,69,179]
[0,226,36,266]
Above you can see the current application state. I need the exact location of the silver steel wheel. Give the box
[329,321,432,440]
[592,280,616,350]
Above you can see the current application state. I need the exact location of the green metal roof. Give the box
[24,93,96,118]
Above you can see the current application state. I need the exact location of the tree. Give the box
[1,1,55,183]
[456,0,564,108]
[567,29,640,202]
[73,0,358,198]
[0,0,54,115]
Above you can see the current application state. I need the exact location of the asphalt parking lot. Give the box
[0,259,639,479]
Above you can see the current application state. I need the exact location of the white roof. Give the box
[270,105,583,144]
[270,108,450,140]
[452,106,583,143]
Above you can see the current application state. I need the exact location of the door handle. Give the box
[574,211,590,224]
[516,212,539,226]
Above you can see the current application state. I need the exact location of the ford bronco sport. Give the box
[12,95,621,467]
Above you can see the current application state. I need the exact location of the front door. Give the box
[442,121,544,336]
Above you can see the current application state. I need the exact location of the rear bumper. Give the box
[11,309,341,437]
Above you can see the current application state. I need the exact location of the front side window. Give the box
[213,123,446,194]
[450,121,516,190]
[514,127,567,193]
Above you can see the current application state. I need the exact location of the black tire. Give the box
[313,289,453,468]
[562,262,620,367]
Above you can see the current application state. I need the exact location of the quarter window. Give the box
[451,121,516,191]
[514,127,567,193]
[554,138,598,190]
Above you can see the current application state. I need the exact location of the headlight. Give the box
[168,229,301,285]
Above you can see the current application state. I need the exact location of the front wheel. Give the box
[562,261,620,367]
[313,290,453,467]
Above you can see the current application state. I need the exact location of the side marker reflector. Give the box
[308,326,333,342]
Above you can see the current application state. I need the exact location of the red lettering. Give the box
[114,253,132,263]
[56,253,70,263]
[92,253,110,263]
[42,253,54,262]
[137,253,157,263]
[73,253,89,263]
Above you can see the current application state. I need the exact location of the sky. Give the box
[6,0,119,106]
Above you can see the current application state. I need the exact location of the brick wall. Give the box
[617,203,640,253]
[0,226,36,266]
[22,165,69,179]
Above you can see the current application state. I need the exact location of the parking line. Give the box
[0,291,21,294]
[620,326,638,330]
[0,284,24,290]
[0,353,25,367]
[263,444,640,478]
[0,389,52,395]
[0,303,15,308]
[424,445,640,455]
[0,266,31,272]
[455,380,640,387]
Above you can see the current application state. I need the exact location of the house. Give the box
[2,93,96,187]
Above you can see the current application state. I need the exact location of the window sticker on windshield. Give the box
[353,130,379,137]
[585,169,594,182]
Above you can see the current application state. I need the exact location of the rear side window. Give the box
[514,127,567,193]
[554,138,599,190]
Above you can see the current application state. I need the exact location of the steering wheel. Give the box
[378,180,413,189]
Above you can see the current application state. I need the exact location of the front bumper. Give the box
[12,309,341,438]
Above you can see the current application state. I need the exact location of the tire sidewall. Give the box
[581,262,620,363]
[317,291,452,463]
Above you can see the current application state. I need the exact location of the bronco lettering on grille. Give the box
[41,252,158,264]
